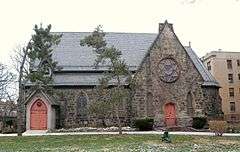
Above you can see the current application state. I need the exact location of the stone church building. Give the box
[21,21,222,131]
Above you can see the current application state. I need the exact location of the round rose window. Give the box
[158,58,180,83]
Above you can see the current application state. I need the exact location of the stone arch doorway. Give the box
[30,99,47,130]
[164,102,176,126]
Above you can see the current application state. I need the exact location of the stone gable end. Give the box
[133,22,209,128]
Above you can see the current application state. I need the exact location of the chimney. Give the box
[159,22,173,33]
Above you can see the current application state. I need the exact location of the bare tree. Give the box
[0,99,17,133]
[0,63,15,101]
[11,45,30,136]
[0,63,17,133]
[11,46,30,83]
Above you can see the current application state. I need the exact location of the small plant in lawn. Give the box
[161,131,171,143]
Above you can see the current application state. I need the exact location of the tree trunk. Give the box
[115,105,122,135]
[17,47,28,136]
[101,117,107,128]
[17,85,24,136]
[115,76,123,135]
[2,115,5,133]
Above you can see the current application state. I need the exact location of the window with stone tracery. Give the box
[76,92,88,121]
[158,57,180,83]
[187,92,193,116]
[147,92,154,117]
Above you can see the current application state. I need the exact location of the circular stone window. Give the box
[158,57,180,83]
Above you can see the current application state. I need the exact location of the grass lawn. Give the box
[0,134,240,152]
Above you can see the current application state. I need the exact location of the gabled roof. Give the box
[30,26,219,87]
[52,32,157,71]
[185,46,219,87]
[24,89,59,105]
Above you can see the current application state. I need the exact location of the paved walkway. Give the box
[1,131,240,137]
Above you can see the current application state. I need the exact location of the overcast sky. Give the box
[0,0,240,65]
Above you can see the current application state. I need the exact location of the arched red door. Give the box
[30,99,47,130]
[164,103,176,126]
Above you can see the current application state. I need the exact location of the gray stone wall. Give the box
[19,87,132,131]
[132,23,221,128]
[52,88,131,128]
[202,87,223,119]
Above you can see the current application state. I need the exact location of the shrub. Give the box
[192,117,207,129]
[134,118,154,131]
[227,123,240,133]
[209,120,228,136]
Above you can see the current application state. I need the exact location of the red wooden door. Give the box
[30,99,47,130]
[164,103,176,126]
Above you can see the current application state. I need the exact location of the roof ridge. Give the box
[51,31,158,35]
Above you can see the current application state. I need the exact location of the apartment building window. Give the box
[238,74,240,80]
[229,88,234,97]
[237,59,240,66]
[231,115,237,122]
[227,60,233,69]
[207,61,211,70]
[228,74,233,83]
[230,102,236,112]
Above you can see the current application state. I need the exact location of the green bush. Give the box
[134,118,154,131]
[192,117,207,129]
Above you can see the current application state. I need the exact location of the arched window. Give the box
[76,92,88,121]
[187,92,193,116]
[147,92,154,117]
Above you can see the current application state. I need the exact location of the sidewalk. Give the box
[1,131,240,137]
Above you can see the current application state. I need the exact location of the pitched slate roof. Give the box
[35,31,218,87]
[52,32,157,71]
[185,46,220,87]
[53,73,128,86]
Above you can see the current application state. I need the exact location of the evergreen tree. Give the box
[16,24,61,135]
[81,25,131,134]
[28,24,62,88]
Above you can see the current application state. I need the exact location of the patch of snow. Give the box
[52,126,136,133]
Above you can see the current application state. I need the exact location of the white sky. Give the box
[0,0,240,65]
